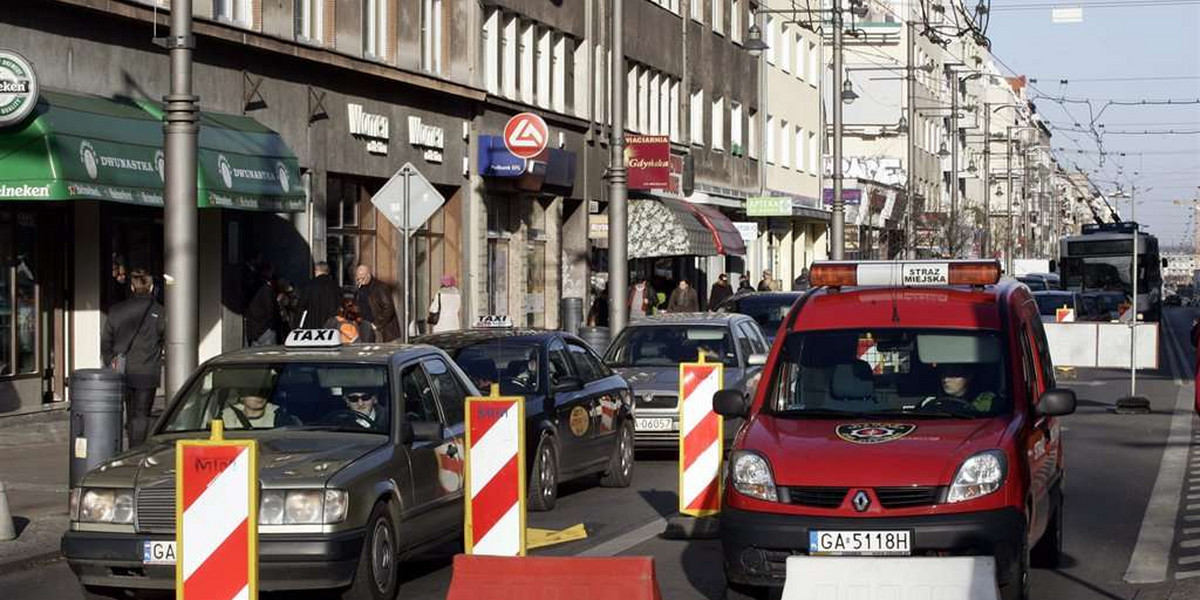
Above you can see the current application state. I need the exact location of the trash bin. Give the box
[578,326,611,356]
[69,369,125,487]
[561,297,584,336]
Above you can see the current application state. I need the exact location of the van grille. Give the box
[782,487,848,508]
[637,394,678,409]
[875,486,941,509]
[136,486,176,533]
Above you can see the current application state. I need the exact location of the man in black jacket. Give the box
[296,261,341,329]
[245,262,279,346]
[101,269,165,448]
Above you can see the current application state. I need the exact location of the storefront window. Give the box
[524,199,549,328]
[0,212,12,376]
[326,175,383,290]
[15,213,36,374]
[487,200,512,317]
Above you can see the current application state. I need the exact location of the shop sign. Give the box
[348,103,389,155]
[0,50,38,128]
[589,214,608,239]
[503,112,548,159]
[667,155,684,196]
[626,135,670,190]
[407,116,444,163]
[733,221,758,243]
[479,135,527,177]
[746,196,793,217]
[822,187,863,206]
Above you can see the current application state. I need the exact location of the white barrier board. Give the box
[1096,323,1159,369]
[1044,322,1097,368]
[781,556,999,600]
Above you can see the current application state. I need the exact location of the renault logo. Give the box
[852,490,871,512]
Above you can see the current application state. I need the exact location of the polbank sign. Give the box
[0,50,38,128]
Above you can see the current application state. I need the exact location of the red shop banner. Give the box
[625,135,670,190]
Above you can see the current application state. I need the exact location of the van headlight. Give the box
[259,490,348,525]
[730,451,777,502]
[77,488,135,524]
[947,451,1007,503]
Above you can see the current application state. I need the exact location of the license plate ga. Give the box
[143,540,177,565]
[635,417,673,432]
[808,530,912,556]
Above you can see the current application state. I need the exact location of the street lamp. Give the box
[938,142,951,158]
[897,114,908,133]
[967,158,978,174]
[841,79,859,105]
[745,24,768,53]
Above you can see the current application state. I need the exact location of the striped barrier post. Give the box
[465,385,526,556]
[176,420,257,600]
[678,353,723,517]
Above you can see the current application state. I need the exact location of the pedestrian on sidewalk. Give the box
[325,298,376,344]
[355,265,401,342]
[737,273,754,293]
[296,261,341,329]
[245,262,280,347]
[708,273,733,309]
[794,267,811,291]
[757,270,775,292]
[101,268,165,448]
[668,279,700,313]
[428,275,462,333]
[628,276,656,320]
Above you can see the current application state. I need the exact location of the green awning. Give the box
[0,90,306,212]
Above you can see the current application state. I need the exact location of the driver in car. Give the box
[344,391,381,429]
[930,363,997,412]
[222,392,298,429]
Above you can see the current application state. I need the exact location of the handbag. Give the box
[114,299,154,375]
[428,292,442,326]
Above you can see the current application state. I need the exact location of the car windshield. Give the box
[161,363,392,434]
[769,329,1009,419]
[728,295,797,336]
[1034,294,1075,316]
[1018,277,1048,291]
[606,325,737,367]
[451,342,541,395]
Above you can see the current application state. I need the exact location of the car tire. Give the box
[1032,492,1065,569]
[528,437,558,512]
[600,420,635,488]
[342,502,400,600]
[80,585,126,600]
[1001,532,1032,600]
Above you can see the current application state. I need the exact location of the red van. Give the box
[714,260,1075,600]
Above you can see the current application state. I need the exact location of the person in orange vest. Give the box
[325,298,377,344]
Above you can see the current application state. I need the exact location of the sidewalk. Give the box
[0,409,69,575]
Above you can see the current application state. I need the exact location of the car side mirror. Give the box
[402,421,444,444]
[747,353,768,367]
[1037,388,1076,417]
[713,389,751,418]
[554,376,584,393]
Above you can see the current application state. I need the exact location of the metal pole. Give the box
[607,0,629,335]
[1021,148,1030,259]
[164,0,198,400]
[402,170,411,343]
[1005,126,1013,275]
[1130,185,1138,399]
[949,70,959,257]
[905,18,916,259]
[982,105,991,258]
[831,0,845,259]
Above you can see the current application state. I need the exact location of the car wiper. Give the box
[867,408,980,420]
[774,408,870,418]
[281,425,385,434]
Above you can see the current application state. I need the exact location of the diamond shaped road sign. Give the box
[371,163,446,236]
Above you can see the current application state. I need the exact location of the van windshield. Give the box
[769,329,1009,418]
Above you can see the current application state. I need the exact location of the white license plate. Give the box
[635,417,674,432]
[809,530,911,556]
[143,541,176,565]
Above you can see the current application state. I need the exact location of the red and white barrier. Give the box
[678,355,723,517]
[176,421,257,600]
[465,389,526,556]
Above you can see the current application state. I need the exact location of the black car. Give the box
[418,328,635,511]
[713,291,805,344]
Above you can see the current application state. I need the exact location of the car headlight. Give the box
[77,488,134,524]
[730,451,777,502]
[947,451,1007,503]
[259,490,348,525]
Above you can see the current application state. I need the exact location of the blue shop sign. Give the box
[479,135,527,177]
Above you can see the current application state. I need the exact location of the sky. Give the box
[984,0,1200,248]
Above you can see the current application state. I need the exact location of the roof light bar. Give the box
[809,260,1002,288]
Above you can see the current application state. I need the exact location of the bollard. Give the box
[69,369,125,487]
[560,297,584,336]
[0,480,14,541]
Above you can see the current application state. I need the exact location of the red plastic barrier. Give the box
[445,554,664,600]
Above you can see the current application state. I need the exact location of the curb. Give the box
[0,549,63,577]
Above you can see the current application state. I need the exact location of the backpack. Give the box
[337,318,361,344]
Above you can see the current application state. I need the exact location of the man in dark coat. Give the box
[101,269,166,448]
[708,273,733,310]
[296,261,341,329]
[355,265,401,342]
[245,262,280,347]
[667,280,700,313]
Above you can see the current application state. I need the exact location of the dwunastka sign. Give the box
[625,135,670,191]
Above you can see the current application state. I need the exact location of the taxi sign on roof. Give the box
[475,315,513,329]
[285,329,342,348]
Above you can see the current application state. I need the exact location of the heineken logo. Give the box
[0,50,38,128]
[0,184,50,198]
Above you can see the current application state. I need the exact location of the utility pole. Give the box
[1021,146,1030,258]
[1117,184,1148,412]
[831,0,846,259]
[905,17,916,259]
[982,104,991,258]
[1005,126,1014,275]
[164,0,198,400]
[607,0,629,336]
[949,67,959,257]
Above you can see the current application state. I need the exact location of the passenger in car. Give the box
[221,393,299,429]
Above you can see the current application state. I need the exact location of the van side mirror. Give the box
[1037,389,1076,417]
[713,389,751,418]
[402,421,444,444]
